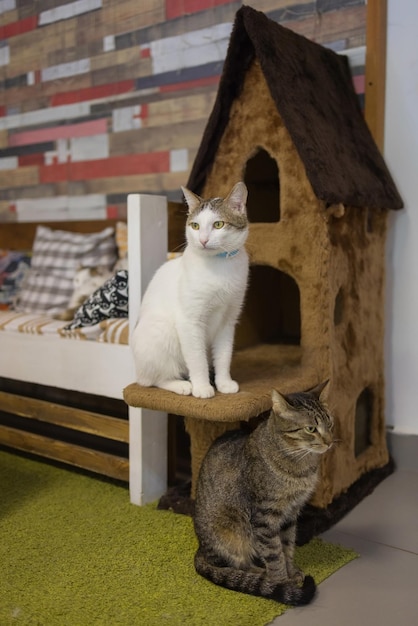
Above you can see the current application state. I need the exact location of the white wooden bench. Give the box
[0,194,182,505]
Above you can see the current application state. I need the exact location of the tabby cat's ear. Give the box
[271,389,294,418]
[226,182,248,215]
[308,380,330,401]
[181,186,202,214]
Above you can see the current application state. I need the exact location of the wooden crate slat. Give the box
[0,425,129,481]
[0,166,38,191]
[109,119,208,156]
[0,391,129,443]
[90,47,152,75]
[101,0,165,29]
[0,218,119,248]
[82,171,188,195]
[0,9,19,28]
[145,92,217,128]
[271,6,366,44]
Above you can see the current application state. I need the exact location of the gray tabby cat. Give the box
[193,381,334,606]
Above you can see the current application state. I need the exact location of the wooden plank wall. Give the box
[0,0,367,224]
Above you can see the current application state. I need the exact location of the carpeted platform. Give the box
[0,450,357,625]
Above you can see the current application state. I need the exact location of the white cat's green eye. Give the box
[304,426,316,434]
[213,220,225,229]
[190,222,200,230]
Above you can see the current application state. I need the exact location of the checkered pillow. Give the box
[16,226,117,315]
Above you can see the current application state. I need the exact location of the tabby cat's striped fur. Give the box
[193,381,334,606]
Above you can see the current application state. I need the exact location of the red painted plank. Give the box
[166,0,235,20]
[139,103,149,120]
[39,163,69,183]
[160,75,220,93]
[18,153,45,167]
[106,205,119,219]
[39,152,170,183]
[51,80,135,106]
[352,74,365,95]
[9,119,108,147]
[0,15,38,39]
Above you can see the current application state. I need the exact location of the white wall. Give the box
[384,0,418,434]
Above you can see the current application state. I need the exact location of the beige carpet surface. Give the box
[0,450,357,625]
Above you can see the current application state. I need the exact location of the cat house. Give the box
[124,6,402,509]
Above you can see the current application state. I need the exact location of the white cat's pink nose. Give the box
[199,237,209,247]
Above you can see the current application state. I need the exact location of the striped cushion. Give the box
[15,226,117,315]
[0,310,128,344]
[99,318,129,344]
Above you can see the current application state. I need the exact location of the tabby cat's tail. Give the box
[194,549,316,606]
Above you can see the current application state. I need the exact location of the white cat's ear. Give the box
[271,389,294,418]
[181,186,202,214]
[226,182,248,215]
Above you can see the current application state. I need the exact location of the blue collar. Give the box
[215,249,240,259]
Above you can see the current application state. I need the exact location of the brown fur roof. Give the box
[187,5,403,210]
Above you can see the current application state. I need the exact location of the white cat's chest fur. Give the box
[133,247,248,396]
[177,247,248,340]
[139,247,248,334]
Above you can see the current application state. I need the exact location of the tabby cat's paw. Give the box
[192,383,215,398]
[289,569,305,585]
[216,379,239,394]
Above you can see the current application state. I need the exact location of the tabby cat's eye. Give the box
[213,220,225,229]
[190,222,200,230]
[304,426,316,434]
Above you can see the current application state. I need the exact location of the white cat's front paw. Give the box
[192,383,215,398]
[216,379,239,394]
[160,380,192,395]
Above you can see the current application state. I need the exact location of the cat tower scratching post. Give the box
[124,6,402,510]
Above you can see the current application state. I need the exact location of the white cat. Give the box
[131,182,249,398]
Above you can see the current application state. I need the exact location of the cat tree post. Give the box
[184,417,241,498]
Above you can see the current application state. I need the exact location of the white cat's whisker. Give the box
[171,242,187,253]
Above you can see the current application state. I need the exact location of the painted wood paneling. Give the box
[0,0,367,222]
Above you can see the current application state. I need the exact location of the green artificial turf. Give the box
[0,450,357,625]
